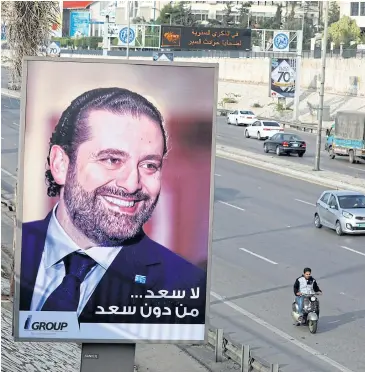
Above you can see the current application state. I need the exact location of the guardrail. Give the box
[217,108,322,134]
[207,327,280,372]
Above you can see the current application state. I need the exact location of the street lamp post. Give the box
[314,0,329,171]
[126,0,130,59]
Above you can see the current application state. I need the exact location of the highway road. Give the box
[2,94,365,371]
[217,116,365,180]
[212,157,365,372]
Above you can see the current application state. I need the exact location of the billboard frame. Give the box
[13,56,218,345]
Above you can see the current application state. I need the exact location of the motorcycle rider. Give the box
[293,267,322,323]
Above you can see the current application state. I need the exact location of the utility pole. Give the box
[102,15,109,56]
[314,0,329,171]
[293,1,306,122]
[293,29,303,122]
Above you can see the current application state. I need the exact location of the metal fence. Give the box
[58,48,365,59]
[206,328,280,372]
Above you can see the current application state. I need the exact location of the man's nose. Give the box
[115,165,141,193]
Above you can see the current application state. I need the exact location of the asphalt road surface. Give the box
[217,116,365,180]
[212,157,365,372]
[2,94,365,371]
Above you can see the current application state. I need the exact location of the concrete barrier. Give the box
[216,144,365,194]
[2,50,364,96]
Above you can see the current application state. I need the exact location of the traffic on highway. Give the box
[217,116,365,180]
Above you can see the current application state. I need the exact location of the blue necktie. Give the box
[41,252,96,312]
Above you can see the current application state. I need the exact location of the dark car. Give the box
[263,133,306,157]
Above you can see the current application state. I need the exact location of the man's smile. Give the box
[100,195,141,214]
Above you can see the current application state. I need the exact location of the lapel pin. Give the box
[135,275,146,284]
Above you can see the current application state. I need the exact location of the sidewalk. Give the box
[136,344,209,372]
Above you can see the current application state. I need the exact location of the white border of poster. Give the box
[13,57,218,344]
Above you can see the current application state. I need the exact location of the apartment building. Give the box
[339,1,365,29]
[115,1,320,27]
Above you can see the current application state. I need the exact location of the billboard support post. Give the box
[293,30,302,122]
[314,1,329,171]
[80,343,136,372]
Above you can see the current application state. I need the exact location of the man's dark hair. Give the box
[45,87,167,197]
[303,267,311,274]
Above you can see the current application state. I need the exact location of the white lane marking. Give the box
[215,173,222,177]
[1,137,4,140]
[340,246,365,257]
[210,291,354,372]
[328,320,340,324]
[239,248,278,265]
[295,198,316,207]
[348,166,365,172]
[12,122,19,127]
[218,201,245,211]
[1,168,17,180]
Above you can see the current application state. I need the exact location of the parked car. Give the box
[227,110,257,126]
[314,190,365,235]
[263,133,306,157]
[245,120,282,140]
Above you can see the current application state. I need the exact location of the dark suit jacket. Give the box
[20,213,207,324]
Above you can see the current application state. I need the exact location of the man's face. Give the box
[304,271,311,280]
[62,110,164,246]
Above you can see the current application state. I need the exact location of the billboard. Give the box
[160,26,251,51]
[14,57,218,343]
[270,58,296,98]
[69,11,90,37]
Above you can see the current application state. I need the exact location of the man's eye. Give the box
[142,163,159,170]
[100,158,121,166]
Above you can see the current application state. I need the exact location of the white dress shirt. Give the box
[30,204,122,316]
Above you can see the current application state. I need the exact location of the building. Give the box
[62,1,93,36]
[339,1,365,30]
[114,1,320,29]
[115,1,170,24]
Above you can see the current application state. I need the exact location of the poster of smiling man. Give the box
[13,57,218,343]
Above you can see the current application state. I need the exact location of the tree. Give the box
[302,15,315,49]
[2,1,60,89]
[156,3,175,24]
[328,1,340,26]
[261,4,283,30]
[223,1,234,27]
[207,18,222,27]
[132,16,147,24]
[156,2,195,26]
[328,15,361,47]
[283,1,300,30]
[174,1,195,26]
[238,2,251,28]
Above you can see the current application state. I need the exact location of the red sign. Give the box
[63,1,93,9]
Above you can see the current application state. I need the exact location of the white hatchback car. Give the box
[227,110,257,126]
[245,120,283,140]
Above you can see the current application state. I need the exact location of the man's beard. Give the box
[63,164,159,246]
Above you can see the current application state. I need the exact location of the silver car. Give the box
[314,190,365,235]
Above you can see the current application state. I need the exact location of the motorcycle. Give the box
[291,293,321,334]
